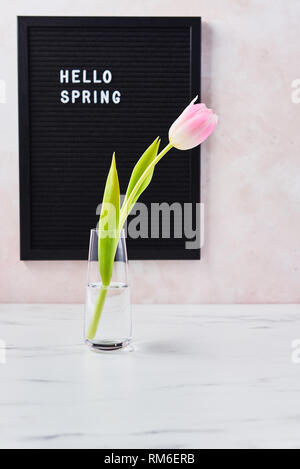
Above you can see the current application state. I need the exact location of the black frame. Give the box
[18,16,201,261]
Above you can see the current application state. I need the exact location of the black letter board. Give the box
[18,16,201,260]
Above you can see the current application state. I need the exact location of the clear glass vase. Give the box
[84,229,132,351]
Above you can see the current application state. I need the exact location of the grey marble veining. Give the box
[0,304,300,449]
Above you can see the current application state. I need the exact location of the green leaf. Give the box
[98,153,120,287]
[122,137,160,216]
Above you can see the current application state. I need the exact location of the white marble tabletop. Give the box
[0,304,300,449]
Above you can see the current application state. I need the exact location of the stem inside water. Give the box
[86,286,108,340]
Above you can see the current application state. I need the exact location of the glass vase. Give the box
[84,229,132,351]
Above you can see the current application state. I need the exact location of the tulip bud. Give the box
[169,96,218,150]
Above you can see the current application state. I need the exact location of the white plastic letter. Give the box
[82,70,91,83]
[60,70,69,83]
[102,70,112,84]
[82,90,91,104]
[60,90,69,104]
[71,90,81,103]
[72,70,81,83]
[100,90,109,104]
[112,91,121,104]
[93,70,102,83]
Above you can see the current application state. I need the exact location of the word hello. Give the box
[59,69,121,104]
[60,69,113,84]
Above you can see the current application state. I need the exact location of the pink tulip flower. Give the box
[169,96,218,150]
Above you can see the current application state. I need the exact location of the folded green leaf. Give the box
[122,137,160,217]
[119,141,172,231]
[98,153,120,287]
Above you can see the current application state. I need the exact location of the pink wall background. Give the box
[1,0,300,304]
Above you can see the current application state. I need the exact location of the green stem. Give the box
[86,286,108,340]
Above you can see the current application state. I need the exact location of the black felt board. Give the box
[18,17,201,260]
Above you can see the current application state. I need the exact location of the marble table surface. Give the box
[0,304,300,449]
